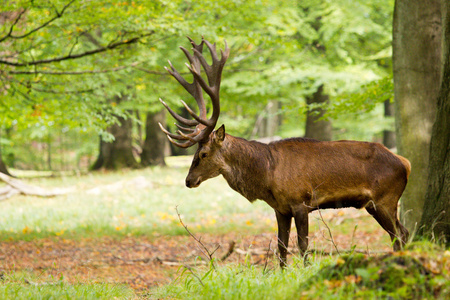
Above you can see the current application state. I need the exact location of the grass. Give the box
[150,256,321,300]
[0,162,275,241]
[0,271,135,300]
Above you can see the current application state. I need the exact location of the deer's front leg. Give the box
[293,204,309,259]
[275,210,292,268]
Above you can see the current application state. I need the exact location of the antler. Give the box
[159,37,230,148]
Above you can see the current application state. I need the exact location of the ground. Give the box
[0,210,392,292]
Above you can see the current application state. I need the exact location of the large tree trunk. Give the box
[141,110,168,167]
[393,0,442,232]
[418,1,450,246]
[305,85,332,141]
[91,114,138,170]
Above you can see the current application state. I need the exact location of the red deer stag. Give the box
[159,37,410,267]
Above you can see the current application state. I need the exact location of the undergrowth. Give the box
[152,242,450,300]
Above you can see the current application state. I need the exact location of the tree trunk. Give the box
[141,110,168,167]
[91,114,138,170]
[393,0,442,232]
[305,85,332,141]
[0,129,12,176]
[0,147,12,176]
[418,1,450,246]
[383,100,396,149]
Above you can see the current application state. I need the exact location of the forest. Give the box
[0,0,449,299]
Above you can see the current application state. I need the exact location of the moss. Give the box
[301,246,450,299]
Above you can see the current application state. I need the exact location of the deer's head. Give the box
[158,37,230,188]
[185,125,227,188]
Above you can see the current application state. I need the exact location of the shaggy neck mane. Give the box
[220,135,274,201]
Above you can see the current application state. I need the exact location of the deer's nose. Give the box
[186,177,201,188]
[185,178,193,188]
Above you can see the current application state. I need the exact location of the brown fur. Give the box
[185,125,410,267]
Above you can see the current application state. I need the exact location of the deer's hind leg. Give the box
[365,197,408,250]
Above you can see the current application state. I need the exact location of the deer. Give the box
[159,37,411,267]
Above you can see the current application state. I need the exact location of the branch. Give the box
[306,182,341,256]
[219,241,236,262]
[0,172,75,201]
[8,61,142,75]
[133,66,172,75]
[134,66,266,76]
[0,1,75,43]
[0,8,27,43]
[0,32,153,67]
[30,86,96,94]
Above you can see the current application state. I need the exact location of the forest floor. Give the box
[0,209,391,293]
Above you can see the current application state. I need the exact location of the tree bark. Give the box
[305,85,332,141]
[141,110,168,167]
[383,100,396,149]
[418,1,450,246]
[0,129,12,176]
[91,113,138,170]
[0,147,12,176]
[393,0,442,232]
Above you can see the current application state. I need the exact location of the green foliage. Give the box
[1,0,396,162]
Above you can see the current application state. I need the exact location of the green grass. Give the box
[0,272,135,300]
[0,163,275,241]
[150,256,326,300]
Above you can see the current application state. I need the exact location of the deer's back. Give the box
[267,139,409,213]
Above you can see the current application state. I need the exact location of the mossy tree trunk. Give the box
[418,1,450,246]
[91,113,138,170]
[141,110,167,167]
[393,0,442,232]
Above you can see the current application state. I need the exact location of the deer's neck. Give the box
[220,135,274,202]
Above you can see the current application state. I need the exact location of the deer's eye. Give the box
[200,152,208,159]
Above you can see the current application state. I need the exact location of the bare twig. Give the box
[184,266,204,287]
[316,208,341,255]
[175,206,219,265]
[263,240,273,274]
[220,241,236,262]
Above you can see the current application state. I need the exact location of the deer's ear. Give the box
[214,124,226,143]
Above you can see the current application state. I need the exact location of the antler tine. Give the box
[159,98,199,127]
[158,122,190,141]
[159,37,229,148]
[175,123,196,133]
